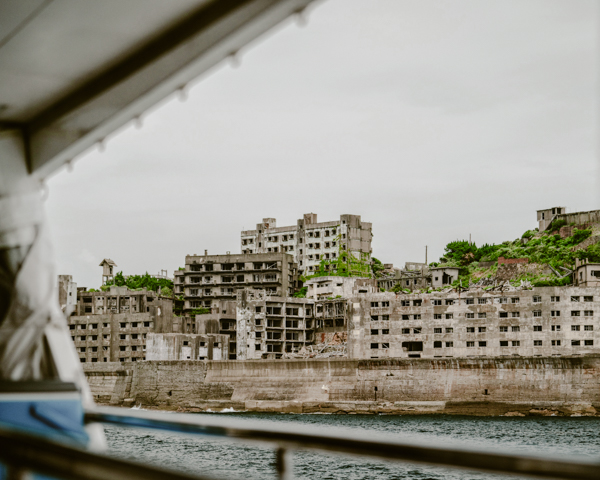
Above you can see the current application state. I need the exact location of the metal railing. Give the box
[2,406,600,480]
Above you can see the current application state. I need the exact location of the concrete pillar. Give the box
[0,128,84,385]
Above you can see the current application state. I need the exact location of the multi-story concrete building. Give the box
[305,276,377,300]
[236,289,316,360]
[182,252,298,313]
[240,213,372,276]
[67,285,174,363]
[146,333,230,361]
[348,286,600,360]
[574,259,600,287]
[58,274,78,315]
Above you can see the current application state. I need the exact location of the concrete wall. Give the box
[146,333,229,360]
[83,356,600,415]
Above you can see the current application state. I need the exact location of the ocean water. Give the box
[104,413,600,480]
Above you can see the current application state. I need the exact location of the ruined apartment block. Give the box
[240,213,372,276]
[235,289,315,360]
[182,252,297,314]
[68,285,174,363]
[348,286,600,360]
[146,333,229,361]
[305,276,378,300]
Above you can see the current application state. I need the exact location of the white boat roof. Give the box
[0,0,315,178]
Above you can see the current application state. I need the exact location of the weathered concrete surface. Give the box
[83,356,600,415]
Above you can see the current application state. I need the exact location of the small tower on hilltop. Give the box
[99,258,117,285]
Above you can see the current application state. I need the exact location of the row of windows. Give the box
[68,321,151,330]
[79,357,146,363]
[370,311,595,321]
[71,333,148,342]
[369,325,594,335]
[372,296,595,309]
[370,340,594,349]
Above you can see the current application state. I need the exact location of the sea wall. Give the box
[83,356,600,415]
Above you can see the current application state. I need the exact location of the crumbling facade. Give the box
[348,286,600,360]
[574,259,600,287]
[182,252,298,313]
[67,285,174,363]
[378,262,432,291]
[240,213,372,276]
[235,289,315,360]
[146,333,229,361]
[305,276,377,300]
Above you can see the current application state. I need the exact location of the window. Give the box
[511,298,519,304]
[79,336,86,341]
[551,310,560,317]
[434,341,442,348]
[402,315,409,320]
[465,313,474,319]
[434,328,442,334]
[584,340,594,346]
[466,327,475,333]
[533,310,542,317]
[533,325,542,332]
[445,342,454,347]
[382,315,390,321]
[80,347,86,353]
[572,340,581,346]
[402,328,410,334]
[413,328,421,334]
[445,313,453,319]
[500,341,508,347]
[499,312,508,318]
[512,326,520,332]
[511,312,520,318]
[498,297,507,304]
[381,301,390,307]
[584,310,593,316]
[69,325,75,330]
[499,326,508,332]
[551,296,560,302]
[478,298,487,305]
[434,314,442,319]
[370,343,379,349]
[571,325,580,331]
[119,346,126,351]
[381,343,389,349]
[120,334,126,340]
[432,299,442,306]
[370,315,379,321]
[120,323,127,328]
[445,300,454,305]
[533,296,541,303]
[512,341,520,347]
[414,314,421,320]
[584,296,593,302]
[571,296,580,302]
[91,323,98,329]
[551,325,561,331]
[400,300,410,307]
[371,302,379,308]
[413,300,422,307]
[445,328,453,333]
[144,322,150,327]
[466,341,475,347]
[478,313,486,319]
[382,329,389,335]
[552,340,561,346]
[478,341,487,347]
[584,325,593,331]
[571,311,581,317]
[465,298,474,305]
[370,329,378,335]
[478,327,486,333]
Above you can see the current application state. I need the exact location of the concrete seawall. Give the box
[83,356,600,416]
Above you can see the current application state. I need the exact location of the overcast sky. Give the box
[45,0,599,289]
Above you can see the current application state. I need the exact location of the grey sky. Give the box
[45,0,599,289]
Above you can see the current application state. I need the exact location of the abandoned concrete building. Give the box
[537,206,600,232]
[240,213,372,276]
[574,259,600,287]
[377,262,431,291]
[235,289,316,360]
[305,276,377,300]
[66,284,174,363]
[146,333,229,361]
[348,286,600,360]
[58,274,78,315]
[181,252,298,314]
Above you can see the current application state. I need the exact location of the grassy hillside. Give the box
[430,223,600,289]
